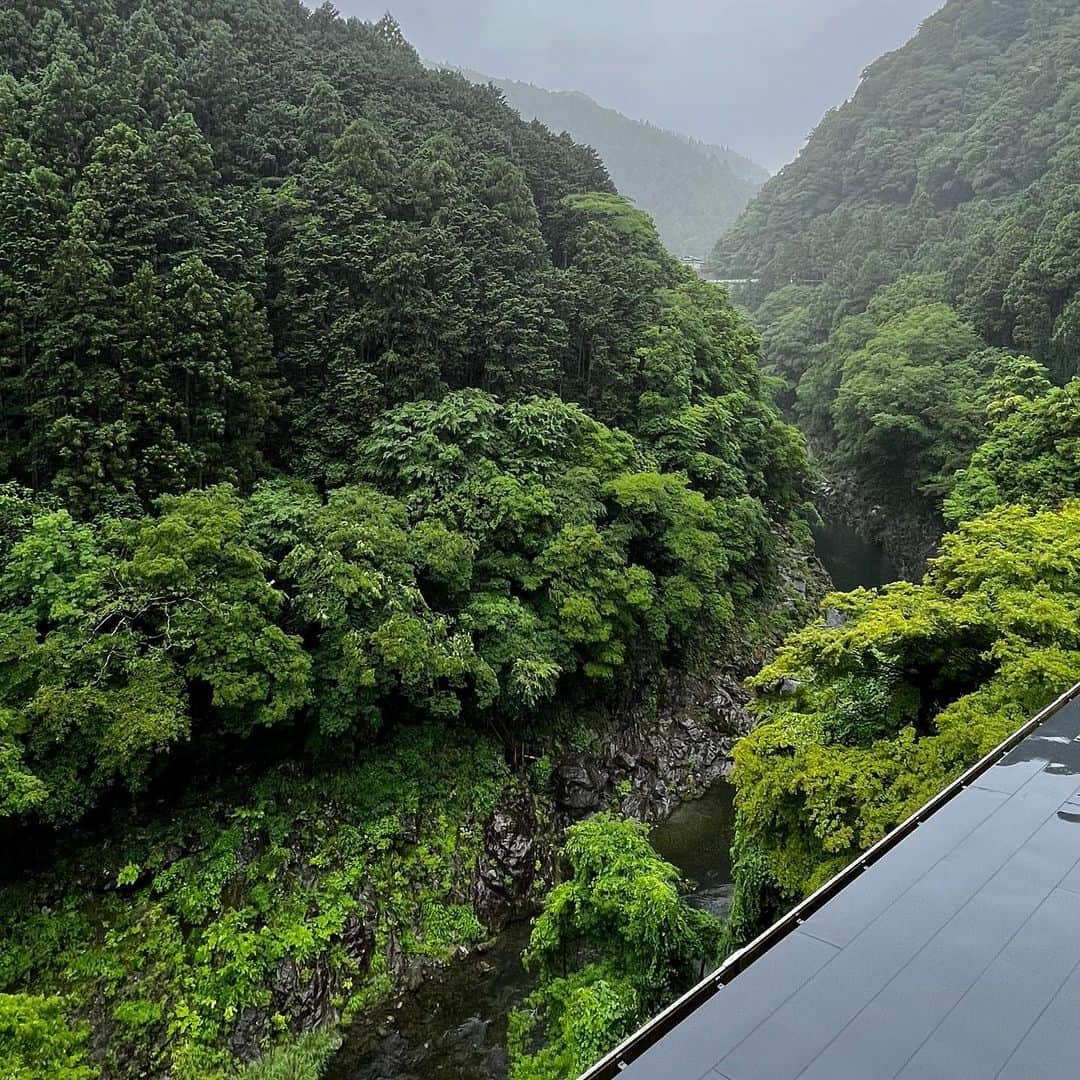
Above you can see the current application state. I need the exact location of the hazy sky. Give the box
[334,0,943,170]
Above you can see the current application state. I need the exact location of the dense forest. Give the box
[0,2,814,1078]
[713,0,1080,544]
[454,71,768,260]
[6,0,1080,1077]
[715,0,1080,955]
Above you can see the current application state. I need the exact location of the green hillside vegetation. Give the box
[457,71,767,258]
[945,376,1080,521]
[9,0,1080,1073]
[0,1,813,1076]
[717,0,1080,948]
[713,0,1080,529]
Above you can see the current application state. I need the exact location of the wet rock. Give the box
[472,795,538,920]
[339,912,375,968]
[554,761,604,817]
[229,1008,267,1063]
[825,606,848,629]
[621,792,651,821]
[385,933,428,991]
[271,953,341,1032]
[780,678,802,695]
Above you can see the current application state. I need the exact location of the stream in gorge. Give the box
[328,521,898,1080]
[325,789,738,1080]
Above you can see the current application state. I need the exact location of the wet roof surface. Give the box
[622,694,1080,1080]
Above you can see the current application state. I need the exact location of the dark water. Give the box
[813,520,899,592]
[325,922,535,1080]
[650,779,737,917]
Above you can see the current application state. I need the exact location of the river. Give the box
[327,521,896,1080]
[326,789,737,1080]
[324,922,534,1080]
[812,518,899,592]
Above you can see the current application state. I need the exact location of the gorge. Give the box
[2,2,1080,1079]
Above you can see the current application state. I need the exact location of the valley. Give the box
[1,2,1079,1079]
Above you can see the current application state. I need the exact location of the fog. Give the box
[333,0,944,170]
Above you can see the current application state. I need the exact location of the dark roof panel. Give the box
[606,689,1080,1080]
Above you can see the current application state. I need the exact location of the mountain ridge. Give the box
[446,66,768,258]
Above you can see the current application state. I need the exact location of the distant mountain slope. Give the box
[705,0,1080,563]
[452,69,768,258]
[714,0,1080,381]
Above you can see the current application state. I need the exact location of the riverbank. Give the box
[326,539,832,1080]
[816,476,940,581]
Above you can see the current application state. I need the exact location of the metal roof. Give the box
[582,683,1080,1080]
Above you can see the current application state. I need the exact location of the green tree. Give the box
[946,378,1080,521]
[509,815,722,1080]
[0,487,309,822]
[0,994,96,1080]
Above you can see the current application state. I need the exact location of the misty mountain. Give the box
[340,0,943,170]
[715,0,1080,367]
[452,69,768,258]
[712,0,1080,543]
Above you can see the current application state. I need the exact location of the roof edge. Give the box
[578,680,1080,1080]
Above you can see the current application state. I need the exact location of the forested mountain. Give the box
[455,70,768,258]
[0,2,813,1077]
[712,0,1080,537]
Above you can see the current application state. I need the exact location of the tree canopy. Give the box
[456,71,768,259]
[0,4,814,1076]
[729,501,1080,940]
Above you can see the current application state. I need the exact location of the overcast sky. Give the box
[333,0,943,170]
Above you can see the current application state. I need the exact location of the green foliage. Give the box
[0,993,97,1080]
[0,725,510,1079]
[0,380,805,826]
[730,502,1080,936]
[239,1031,338,1080]
[509,815,723,1078]
[0,0,614,507]
[776,276,1049,523]
[946,377,1080,520]
[0,0,811,821]
[508,965,639,1080]
[0,486,310,822]
[717,0,1080,383]
[828,303,1036,511]
[0,4,816,1076]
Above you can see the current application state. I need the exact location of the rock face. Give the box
[222,912,374,1063]
[472,795,541,922]
[554,671,754,824]
[554,761,606,816]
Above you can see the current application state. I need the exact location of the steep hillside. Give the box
[457,70,768,258]
[712,0,1080,543]
[0,3,813,1077]
[713,0,1080,951]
